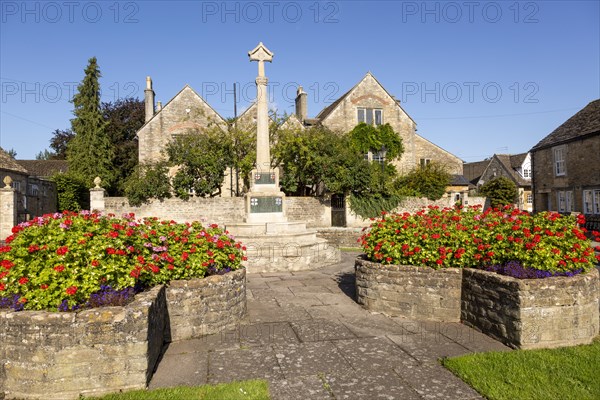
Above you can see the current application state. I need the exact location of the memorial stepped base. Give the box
[226,221,341,273]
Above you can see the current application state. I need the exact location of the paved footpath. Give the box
[150,251,510,399]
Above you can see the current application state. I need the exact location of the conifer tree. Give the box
[67,57,114,189]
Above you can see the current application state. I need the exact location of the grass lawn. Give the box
[443,338,600,400]
[86,379,270,400]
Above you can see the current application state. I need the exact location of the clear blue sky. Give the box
[1,1,599,161]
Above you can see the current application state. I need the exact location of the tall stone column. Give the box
[0,176,17,241]
[246,42,286,223]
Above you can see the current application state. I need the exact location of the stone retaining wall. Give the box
[461,268,599,349]
[317,228,363,248]
[166,269,247,341]
[0,285,167,400]
[355,256,462,322]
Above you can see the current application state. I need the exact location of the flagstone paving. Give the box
[150,251,511,399]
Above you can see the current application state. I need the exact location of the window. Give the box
[583,190,594,214]
[420,158,431,169]
[12,181,21,192]
[595,190,600,214]
[526,193,532,204]
[553,146,566,176]
[523,168,530,178]
[357,108,383,126]
[565,191,573,212]
[557,191,566,212]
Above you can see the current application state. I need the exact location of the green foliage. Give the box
[349,123,404,160]
[124,163,172,206]
[360,206,596,273]
[443,339,600,400]
[0,212,245,311]
[394,162,452,200]
[479,176,518,208]
[102,98,145,196]
[348,193,404,219]
[51,173,88,211]
[67,57,115,190]
[166,129,233,199]
[35,149,54,160]
[86,379,270,400]
[49,129,74,159]
[227,125,256,195]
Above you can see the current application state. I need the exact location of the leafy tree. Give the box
[479,176,518,208]
[394,162,452,200]
[101,98,144,195]
[6,148,17,158]
[52,173,88,211]
[349,123,404,161]
[227,121,256,195]
[66,57,115,190]
[165,129,233,199]
[124,162,171,206]
[49,129,75,159]
[35,149,54,160]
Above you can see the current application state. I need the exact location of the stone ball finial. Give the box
[93,176,102,188]
[3,175,12,188]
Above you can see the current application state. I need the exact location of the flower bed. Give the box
[0,211,247,399]
[357,206,600,346]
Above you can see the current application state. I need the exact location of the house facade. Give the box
[530,99,600,214]
[137,73,464,196]
[464,153,532,211]
[0,148,62,222]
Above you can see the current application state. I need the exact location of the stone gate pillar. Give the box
[90,177,105,213]
[0,176,17,241]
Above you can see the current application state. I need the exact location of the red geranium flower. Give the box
[54,265,65,272]
[56,246,69,255]
[65,286,77,296]
[18,277,28,285]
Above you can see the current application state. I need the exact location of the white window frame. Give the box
[583,190,593,214]
[594,190,600,214]
[357,107,383,126]
[526,193,533,204]
[565,191,573,212]
[557,191,566,212]
[522,168,530,178]
[420,158,431,169]
[553,145,566,176]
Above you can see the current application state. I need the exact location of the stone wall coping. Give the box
[356,255,462,275]
[167,268,246,289]
[462,265,599,289]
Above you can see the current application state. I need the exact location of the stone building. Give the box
[136,72,464,195]
[464,153,532,211]
[530,99,600,214]
[0,148,64,224]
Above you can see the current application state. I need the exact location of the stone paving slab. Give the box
[150,251,505,399]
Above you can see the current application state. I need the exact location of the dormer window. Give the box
[357,108,383,126]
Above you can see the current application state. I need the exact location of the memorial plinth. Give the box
[226,42,340,273]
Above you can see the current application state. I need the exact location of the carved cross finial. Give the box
[248,42,274,78]
[3,175,12,188]
[93,176,102,188]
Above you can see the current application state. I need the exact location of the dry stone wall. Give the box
[0,285,166,400]
[461,268,599,349]
[355,257,462,322]
[166,269,246,341]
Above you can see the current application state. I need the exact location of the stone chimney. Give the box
[144,76,155,123]
[156,101,162,112]
[295,86,307,123]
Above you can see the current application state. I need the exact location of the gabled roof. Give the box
[463,159,490,185]
[450,174,470,186]
[137,85,227,134]
[0,147,28,174]
[531,99,600,151]
[509,153,527,169]
[489,154,530,187]
[315,72,416,125]
[16,160,69,178]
